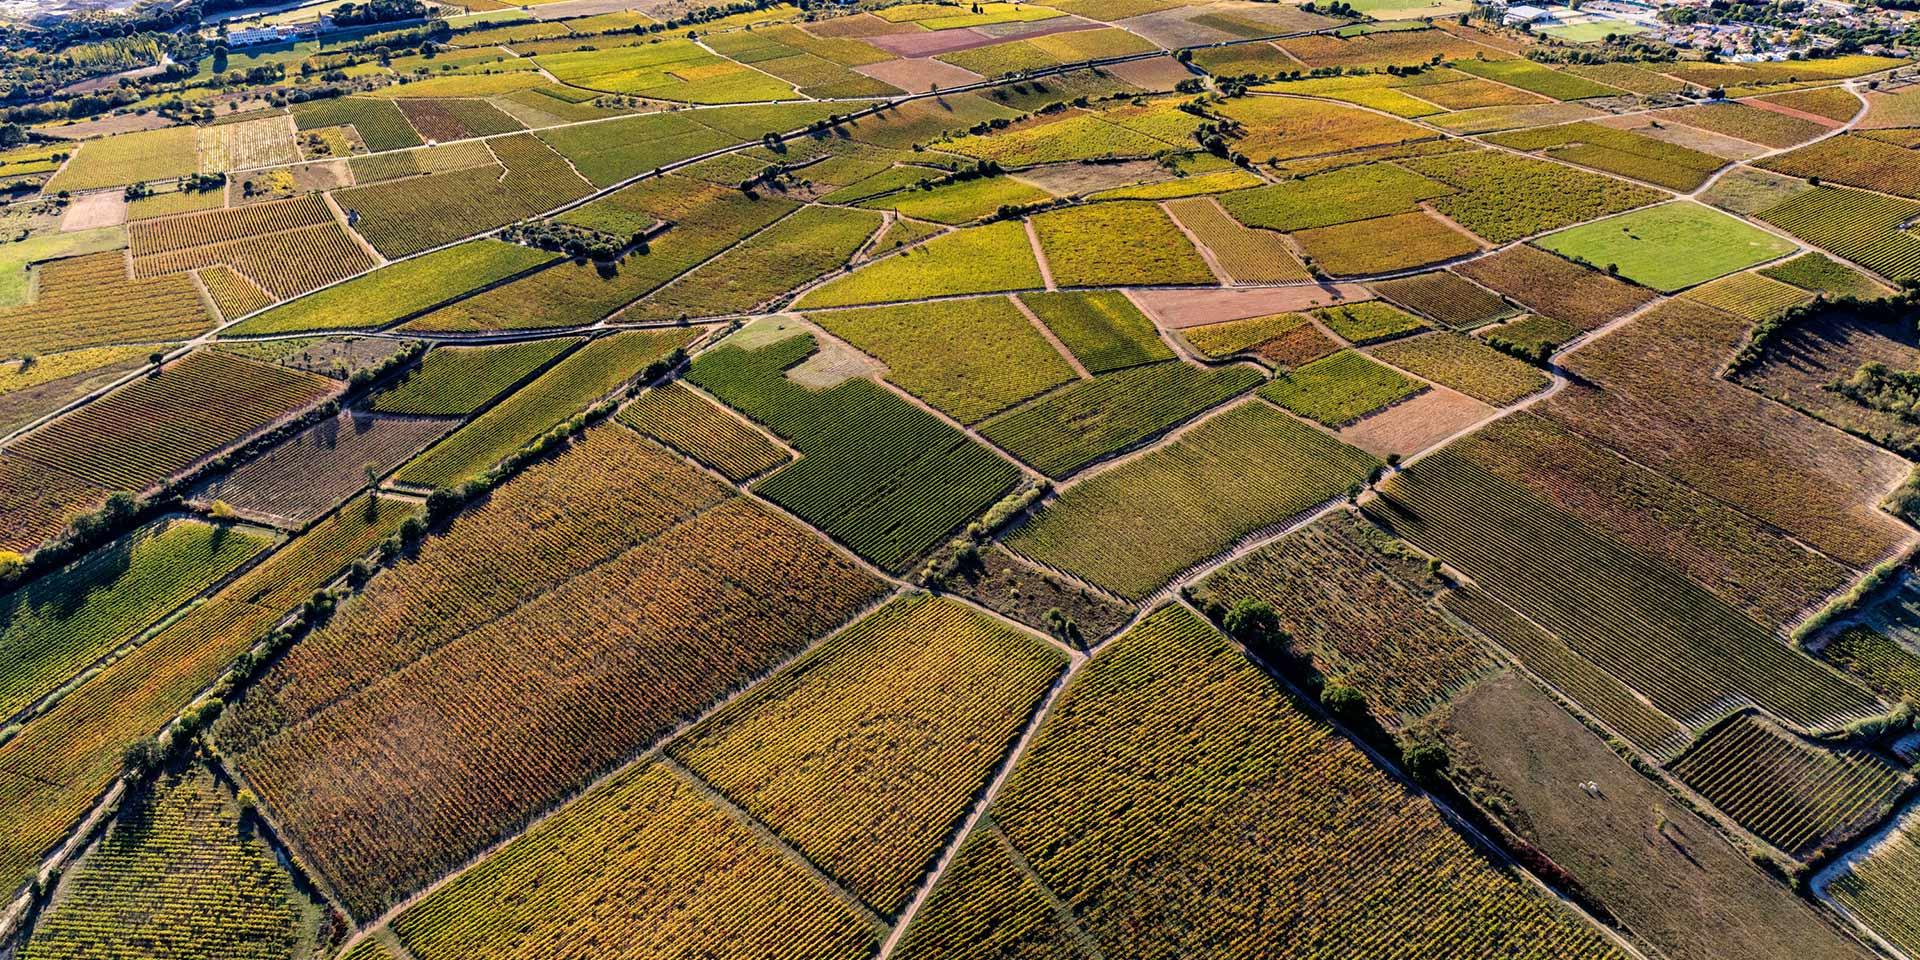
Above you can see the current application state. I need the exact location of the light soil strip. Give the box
[1025,218,1057,292]
[662,755,892,935]
[1009,293,1092,379]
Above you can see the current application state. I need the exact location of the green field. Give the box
[1259,350,1425,427]
[1032,202,1215,288]
[1533,202,1798,293]
[980,361,1264,478]
[1018,290,1174,374]
[372,339,577,416]
[797,221,1044,308]
[227,240,558,335]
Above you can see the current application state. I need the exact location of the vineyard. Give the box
[624,205,883,322]
[20,765,306,960]
[198,411,452,524]
[892,825,1080,960]
[1194,511,1499,725]
[7,350,339,493]
[0,517,270,723]
[0,251,213,357]
[616,382,790,481]
[1370,270,1517,330]
[1364,451,1883,731]
[1679,271,1815,320]
[0,498,408,889]
[1032,202,1215,288]
[1259,350,1425,427]
[1218,162,1452,233]
[1314,301,1427,345]
[337,133,593,258]
[1760,135,1920,200]
[1828,815,1920,958]
[1292,210,1481,276]
[670,594,1067,915]
[231,239,558,336]
[393,329,694,489]
[689,332,1021,570]
[1404,149,1663,243]
[978,361,1263,478]
[371,339,577,417]
[388,762,879,960]
[1821,627,1920,703]
[291,97,423,152]
[797,221,1044,309]
[128,195,333,257]
[1455,242,1655,333]
[1671,714,1906,858]
[133,222,377,301]
[198,265,274,320]
[969,604,1628,958]
[1368,331,1550,405]
[1162,197,1311,284]
[1007,400,1379,599]
[1018,290,1174,374]
[809,297,1076,425]
[1757,187,1920,282]
[226,468,882,918]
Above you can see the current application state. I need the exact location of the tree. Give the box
[1043,608,1083,647]
[1320,683,1367,726]
[1222,598,1280,648]
[1400,736,1449,786]
[0,550,23,579]
[149,350,166,367]
[121,737,163,784]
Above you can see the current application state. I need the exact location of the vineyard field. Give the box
[0,517,271,723]
[1018,290,1174,374]
[1455,243,1654,336]
[229,239,557,336]
[689,331,1021,570]
[979,361,1263,478]
[1757,187,1920,281]
[0,252,212,358]
[7,350,339,493]
[616,382,790,482]
[948,603,1628,958]
[1364,450,1881,731]
[198,410,452,524]
[224,435,883,918]
[1672,714,1905,858]
[1370,271,1517,330]
[337,133,593,258]
[670,594,1067,915]
[1194,511,1498,725]
[393,329,694,489]
[371,339,578,416]
[1162,196,1310,285]
[1007,400,1379,599]
[1367,331,1550,405]
[623,205,883,322]
[1258,349,1425,427]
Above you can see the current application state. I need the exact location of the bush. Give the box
[1399,734,1449,787]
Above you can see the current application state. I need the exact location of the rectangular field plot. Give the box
[1162,196,1310,284]
[1007,400,1379,599]
[218,428,886,920]
[535,38,800,103]
[198,410,452,524]
[371,338,577,416]
[1823,626,1920,704]
[1757,187,1920,282]
[1367,330,1549,406]
[45,125,199,193]
[1364,450,1882,732]
[1219,162,1452,234]
[1293,210,1480,277]
[810,296,1076,425]
[688,329,1021,570]
[1193,511,1498,725]
[617,381,790,482]
[291,96,424,152]
[795,220,1043,309]
[1454,413,1851,628]
[388,762,881,960]
[0,497,408,890]
[1402,149,1663,244]
[1484,121,1725,192]
[623,205,884,322]
[1018,290,1174,374]
[337,133,593,258]
[1533,202,1796,293]
[1671,714,1906,858]
[670,594,1067,916]
[1370,271,1516,330]
[1450,57,1624,100]
[1677,271,1813,321]
[1454,242,1654,338]
[19,764,311,960]
[0,517,272,723]
[1032,201,1215,288]
[8,350,339,494]
[229,239,558,335]
[1762,251,1891,300]
[1759,134,1920,201]
[394,328,694,489]
[0,250,213,357]
[914,604,1627,959]
[979,360,1263,478]
[1260,350,1425,427]
[1542,299,1911,568]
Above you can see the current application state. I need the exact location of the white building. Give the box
[1505,5,1550,24]
[226,25,288,46]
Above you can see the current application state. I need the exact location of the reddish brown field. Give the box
[1542,300,1910,568]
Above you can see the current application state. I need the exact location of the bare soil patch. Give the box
[1131,283,1370,328]
[1011,158,1169,195]
[1595,115,1770,160]
[36,112,177,140]
[60,191,127,232]
[856,58,983,94]
[1102,56,1196,91]
[1340,385,1491,458]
